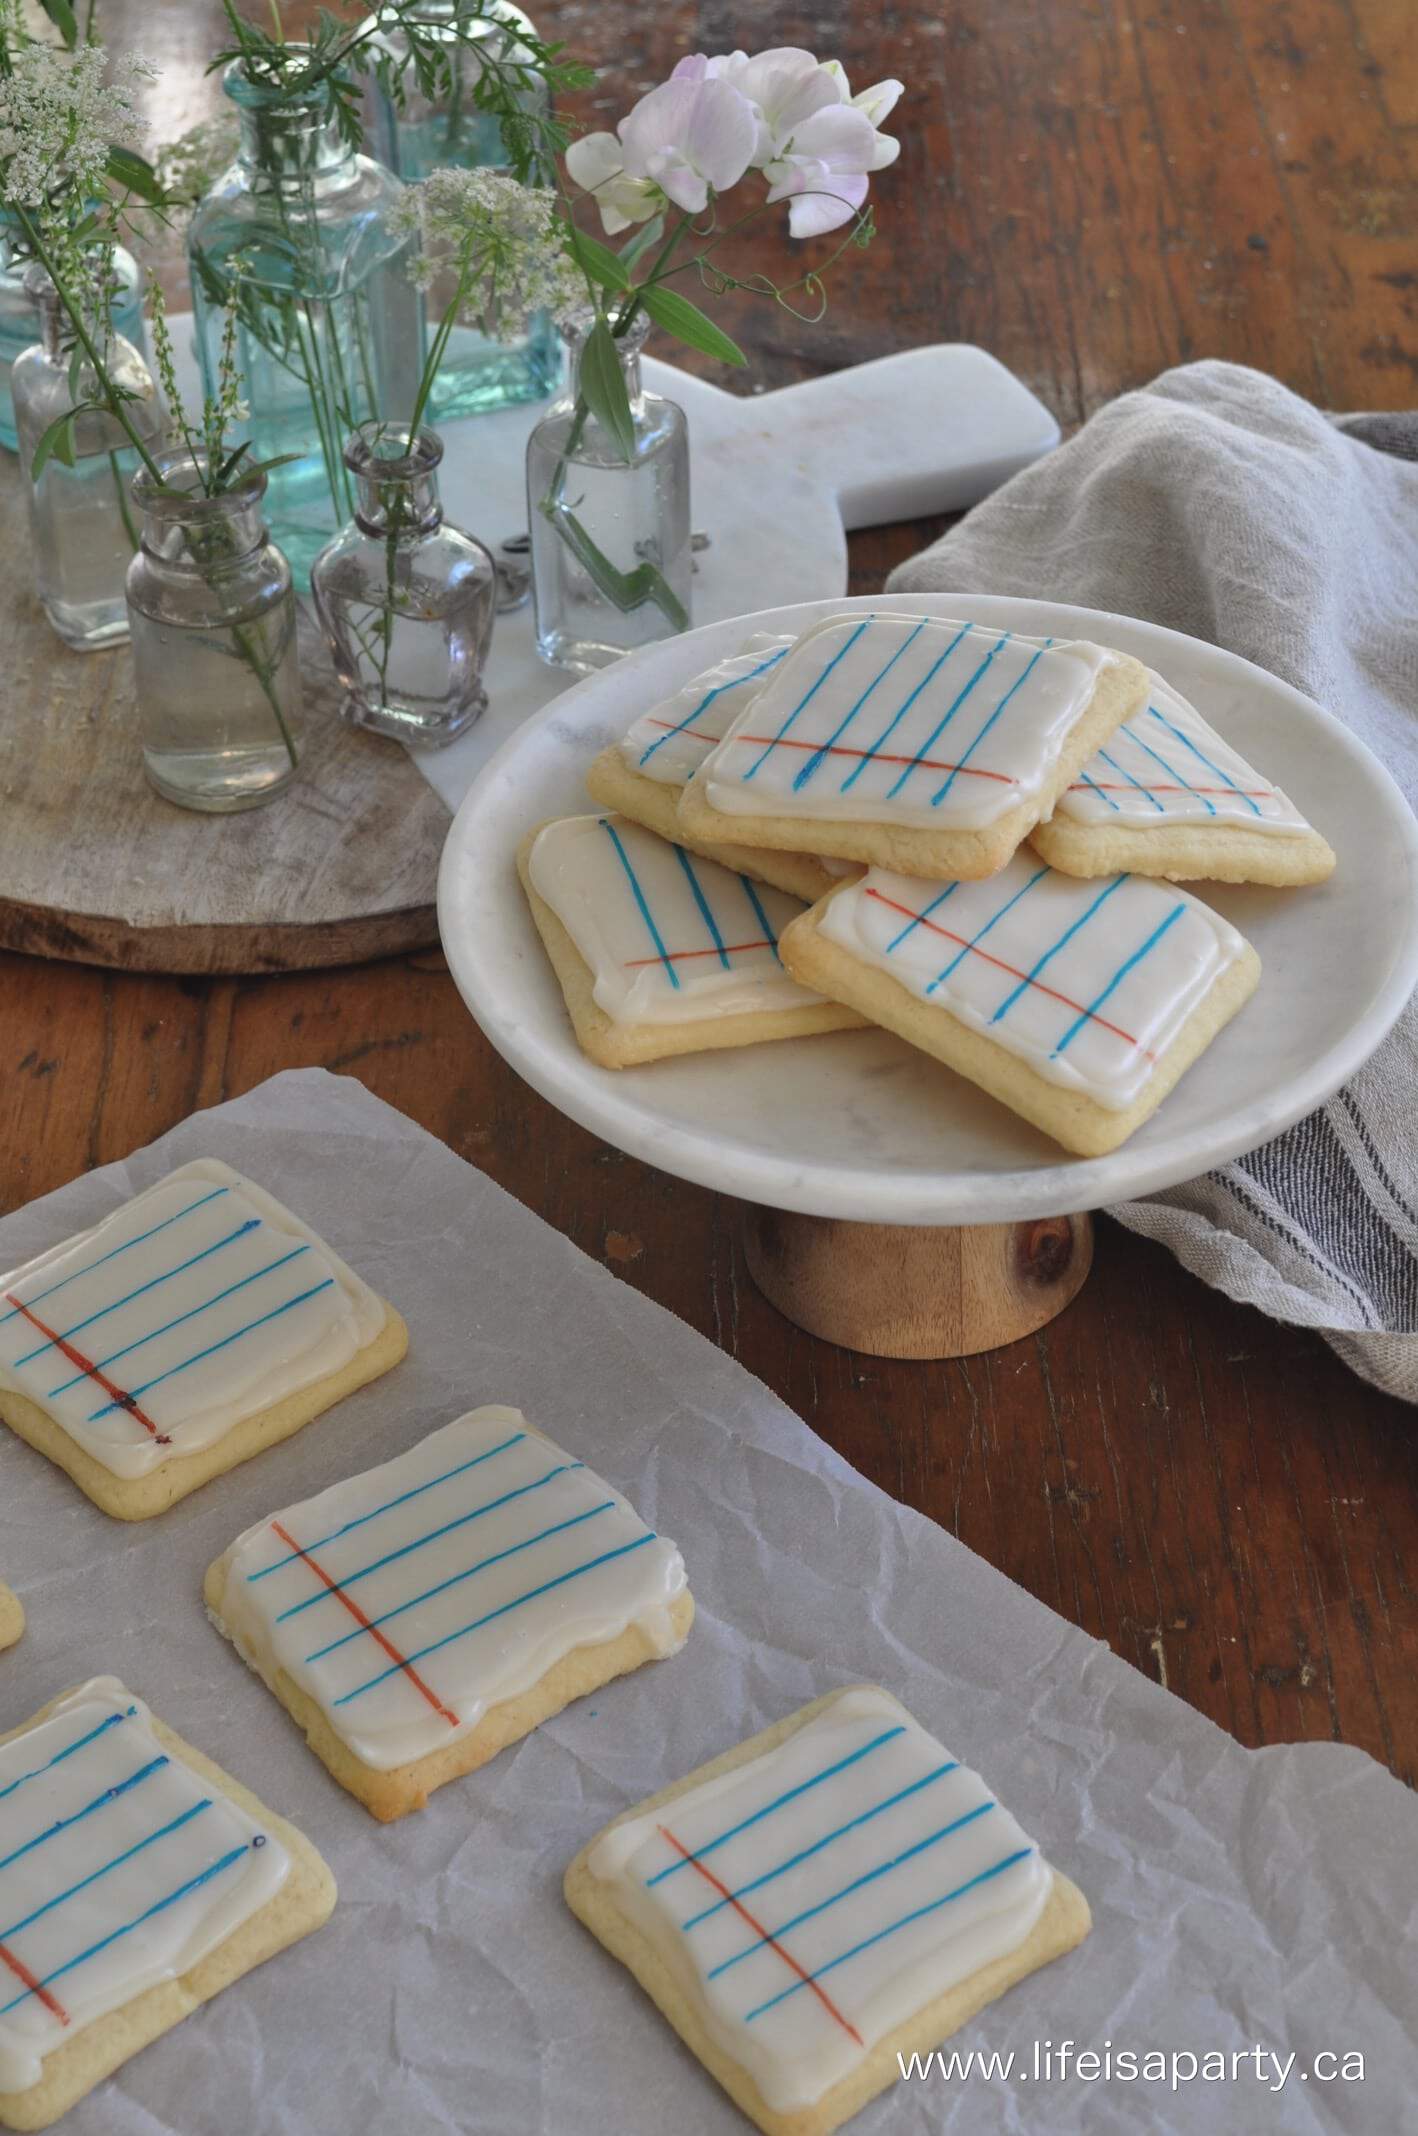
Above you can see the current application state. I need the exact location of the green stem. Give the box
[14,208,163,483]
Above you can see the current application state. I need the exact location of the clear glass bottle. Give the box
[311,421,495,747]
[526,315,691,672]
[126,451,304,811]
[0,216,146,453]
[11,268,162,651]
[362,0,559,418]
[187,55,424,582]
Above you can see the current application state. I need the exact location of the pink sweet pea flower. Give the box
[617,76,760,215]
[762,101,884,237]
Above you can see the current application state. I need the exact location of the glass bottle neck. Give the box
[227,62,354,189]
[355,465,442,538]
[567,320,648,411]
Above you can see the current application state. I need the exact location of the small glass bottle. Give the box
[11,267,162,651]
[311,421,496,747]
[126,452,304,811]
[362,0,559,418]
[0,217,146,453]
[526,315,691,673]
[186,55,424,581]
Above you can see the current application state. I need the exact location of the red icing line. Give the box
[269,1521,459,1730]
[4,1294,170,1444]
[642,718,1017,786]
[624,938,774,970]
[0,1937,68,2025]
[863,888,1153,1058]
[655,1823,864,2048]
[1069,779,1272,799]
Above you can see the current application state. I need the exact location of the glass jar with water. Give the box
[125,453,304,812]
[526,315,690,673]
[186,54,423,580]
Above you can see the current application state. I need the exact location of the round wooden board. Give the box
[0,474,450,975]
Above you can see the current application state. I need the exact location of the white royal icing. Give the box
[818,853,1247,1112]
[0,1160,388,1481]
[214,1408,690,1772]
[0,1678,289,2098]
[1054,670,1312,835]
[586,1686,1052,2113]
[690,614,1121,832]
[528,814,830,1026]
[619,634,795,786]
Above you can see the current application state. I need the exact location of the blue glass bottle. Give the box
[362,0,559,419]
[0,216,146,453]
[187,56,424,581]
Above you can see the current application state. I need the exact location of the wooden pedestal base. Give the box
[741,1206,1094,1359]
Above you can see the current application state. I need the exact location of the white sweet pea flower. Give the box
[762,101,884,238]
[564,129,660,235]
[820,58,905,144]
[616,76,759,216]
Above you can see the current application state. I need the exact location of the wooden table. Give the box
[4,0,1417,1785]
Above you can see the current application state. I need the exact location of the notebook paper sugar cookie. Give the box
[677,613,1147,880]
[0,1678,334,2132]
[0,1160,408,1520]
[206,1408,694,1821]
[0,1585,21,1652]
[518,815,864,1068]
[779,856,1260,1157]
[1031,670,1336,884]
[565,1686,1090,2136]
[585,635,842,904]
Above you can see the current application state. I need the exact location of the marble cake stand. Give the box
[437,594,1418,1358]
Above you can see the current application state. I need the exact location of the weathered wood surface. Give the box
[2,0,1417,1784]
[0,480,450,972]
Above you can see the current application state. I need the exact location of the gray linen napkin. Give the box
[888,360,1418,1400]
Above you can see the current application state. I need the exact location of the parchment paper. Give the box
[0,1069,1412,2135]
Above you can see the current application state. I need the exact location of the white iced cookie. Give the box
[0,1677,333,2132]
[779,854,1261,1158]
[1031,670,1336,885]
[517,814,864,1068]
[585,634,844,904]
[205,1407,695,1822]
[565,1685,1090,2136]
[0,1160,408,1521]
[0,1584,21,1653]
[676,613,1148,880]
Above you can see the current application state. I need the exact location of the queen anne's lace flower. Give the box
[389,168,583,338]
[0,43,155,209]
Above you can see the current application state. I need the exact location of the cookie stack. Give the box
[520,612,1335,1156]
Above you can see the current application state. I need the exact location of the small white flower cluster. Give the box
[390,167,584,340]
[154,113,239,214]
[0,43,155,209]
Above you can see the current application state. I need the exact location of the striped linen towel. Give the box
[888,361,1418,1399]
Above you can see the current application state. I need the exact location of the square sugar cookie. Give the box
[676,613,1147,881]
[1030,669,1336,885]
[517,815,865,1069]
[0,1160,408,1521]
[0,1677,334,2132]
[778,857,1261,1158]
[565,1685,1090,2136]
[0,1587,20,1653]
[205,1407,694,1822]
[585,633,847,905]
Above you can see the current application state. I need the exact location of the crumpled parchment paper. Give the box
[0,1068,1412,2135]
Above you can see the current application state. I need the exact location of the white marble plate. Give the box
[438,594,1418,1223]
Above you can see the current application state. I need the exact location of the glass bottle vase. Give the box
[311,421,496,748]
[0,217,146,454]
[10,270,162,651]
[125,452,304,812]
[361,0,558,418]
[526,316,691,673]
[186,55,424,582]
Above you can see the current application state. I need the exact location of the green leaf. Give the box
[578,317,636,462]
[566,227,631,294]
[37,0,77,46]
[31,410,78,478]
[638,285,746,366]
[617,214,665,272]
[105,147,164,206]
